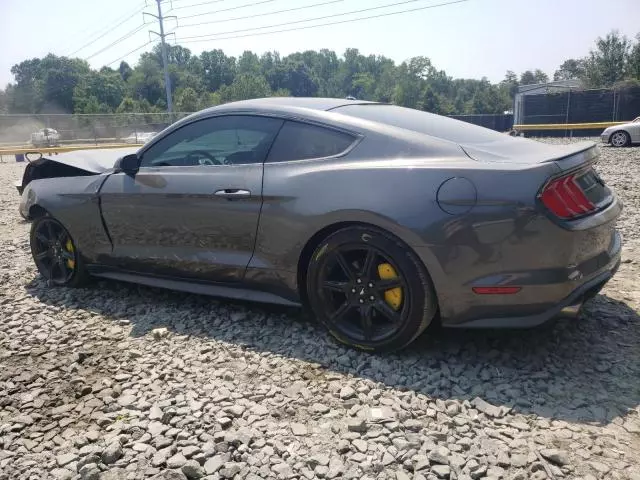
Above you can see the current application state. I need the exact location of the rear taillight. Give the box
[540,172,596,219]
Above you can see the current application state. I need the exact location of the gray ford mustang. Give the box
[17,97,622,352]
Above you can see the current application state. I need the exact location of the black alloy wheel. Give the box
[307,226,438,352]
[30,216,88,287]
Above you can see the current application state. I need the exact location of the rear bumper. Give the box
[600,133,610,143]
[444,229,622,329]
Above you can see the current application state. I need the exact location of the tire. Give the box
[30,214,90,287]
[610,131,630,147]
[306,226,438,353]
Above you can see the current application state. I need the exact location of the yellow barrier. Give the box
[0,143,142,156]
[513,121,626,131]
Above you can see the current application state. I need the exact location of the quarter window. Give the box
[266,121,355,163]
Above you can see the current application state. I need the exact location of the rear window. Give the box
[266,121,355,163]
[334,104,510,144]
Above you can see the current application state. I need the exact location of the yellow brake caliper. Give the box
[65,239,75,270]
[377,263,402,310]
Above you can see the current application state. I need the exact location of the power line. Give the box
[84,24,148,61]
[179,0,433,36]
[66,3,147,56]
[177,0,469,43]
[180,0,276,20]
[172,0,226,10]
[105,41,154,67]
[180,0,342,25]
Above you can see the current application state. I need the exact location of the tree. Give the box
[119,61,133,82]
[553,59,585,81]
[519,70,536,85]
[174,87,199,112]
[627,34,640,81]
[583,30,631,87]
[200,49,236,92]
[218,74,271,103]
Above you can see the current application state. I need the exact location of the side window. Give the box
[140,115,283,168]
[266,121,355,163]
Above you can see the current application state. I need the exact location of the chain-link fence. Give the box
[0,112,193,147]
[514,85,640,129]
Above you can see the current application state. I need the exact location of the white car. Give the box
[601,116,640,147]
[30,128,61,147]
[123,132,157,144]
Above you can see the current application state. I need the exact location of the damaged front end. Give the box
[16,157,96,195]
[15,147,139,195]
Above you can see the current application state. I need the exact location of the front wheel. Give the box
[306,226,438,352]
[610,131,630,147]
[30,215,89,287]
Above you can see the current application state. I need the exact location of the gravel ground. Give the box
[1,139,639,480]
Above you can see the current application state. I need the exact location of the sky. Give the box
[1,0,639,87]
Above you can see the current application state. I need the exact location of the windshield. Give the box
[334,104,511,145]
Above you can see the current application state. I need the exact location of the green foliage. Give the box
[4,30,640,116]
[174,87,200,112]
[582,31,631,87]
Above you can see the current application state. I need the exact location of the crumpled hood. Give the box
[40,147,139,173]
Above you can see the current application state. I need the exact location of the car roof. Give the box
[201,97,380,114]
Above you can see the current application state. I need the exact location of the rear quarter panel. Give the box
[251,133,560,314]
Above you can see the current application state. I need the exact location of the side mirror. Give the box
[114,154,140,174]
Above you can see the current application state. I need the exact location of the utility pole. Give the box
[145,0,175,117]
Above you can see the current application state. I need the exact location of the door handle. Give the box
[214,188,251,199]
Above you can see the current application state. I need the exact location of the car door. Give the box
[99,114,284,283]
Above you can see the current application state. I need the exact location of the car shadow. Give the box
[25,276,640,427]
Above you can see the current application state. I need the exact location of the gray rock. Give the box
[79,463,100,480]
[219,462,243,478]
[395,470,411,480]
[339,386,356,400]
[50,468,74,480]
[204,455,225,474]
[149,405,164,420]
[291,422,308,435]
[56,452,79,467]
[470,397,502,418]
[272,462,294,478]
[346,418,367,433]
[589,461,611,474]
[167,453,188,469]
[540,448,569,466]
[101,442,123,465]
[117,394,137,407]
[182,459,205,479]
[308,454,330,467]
[150,471,188,480]
[428,446,450,465]
[327,457,345,479]
[352,439,367,453]
[431,464,451,478]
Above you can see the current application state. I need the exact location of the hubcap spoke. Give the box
[56,258,67,280]
[359,305,374,340]
[361,249,376,278]
[374,300,402,324]
[60,250,74,261]
[323,280,349,293]
[335,253,355,281]
[375,278,403,291]
[35,231,51,246]
[35,251,51,261]
[329,301,351,323]
[46,221,56,243]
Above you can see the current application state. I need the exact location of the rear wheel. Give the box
[610,131,630,147]
[306,226,438,352]
[30,215,89,287]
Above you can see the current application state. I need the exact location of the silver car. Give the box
[601,116,640,147]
